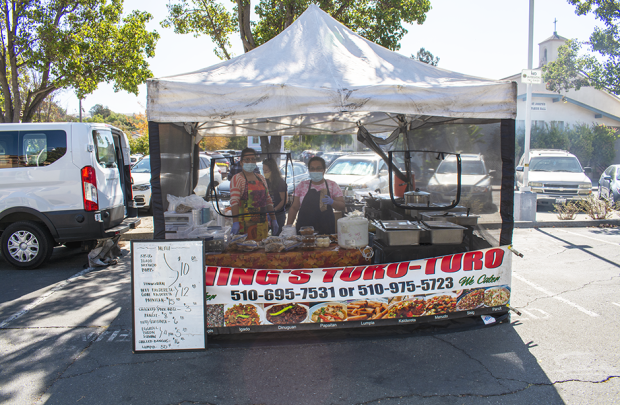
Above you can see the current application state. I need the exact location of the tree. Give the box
[543,0,620,96]
[0,0,159,123]
[226,136,248,150]
[128,133,149,155]
[515,122,619,176]
[90,104,112,118]
[199,136,229,151]
[162,0,431,154]
[412,47,439,66]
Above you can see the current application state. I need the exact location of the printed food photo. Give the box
[264,303,309,324]
[309,302,347,323]
[383,298,426,319]
[456,289,486,311]
[423,294,457,315]
[346,299,388,321]
[224,303,263,326]
[484,286,511,307]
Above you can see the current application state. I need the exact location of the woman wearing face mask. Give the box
[262,158,287,236]
[286,156,345,235]
[230,148,278,240]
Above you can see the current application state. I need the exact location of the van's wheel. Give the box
[1,221,54,269]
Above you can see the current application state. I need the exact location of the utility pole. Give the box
[515,0,537,222]
[523,0,534,192]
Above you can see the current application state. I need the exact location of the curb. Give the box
[120,232,154,241]
[513,219,620,228]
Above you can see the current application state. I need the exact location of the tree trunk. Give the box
[259,136,283,165]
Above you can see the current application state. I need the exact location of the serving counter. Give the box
[205,245,371,269]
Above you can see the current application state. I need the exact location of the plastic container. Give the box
[299,226,314,236]
[337,216,369,248]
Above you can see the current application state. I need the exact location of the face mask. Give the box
[263,172,271,179]
[309,172,324,182]
[243,163,257,172]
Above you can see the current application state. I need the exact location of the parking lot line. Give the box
[557,229,620,246]
[0,267,96,328]
[513,273,600,317]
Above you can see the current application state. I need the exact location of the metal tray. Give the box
[421,212,480,226]
[375,221,424,246]
[423,221,466,245]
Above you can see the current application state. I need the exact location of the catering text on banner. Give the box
[205,246,512,334]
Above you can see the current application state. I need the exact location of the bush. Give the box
[553,201,580,220]
[579,194,614,220]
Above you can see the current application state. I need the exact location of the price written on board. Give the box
[132,240,206,352]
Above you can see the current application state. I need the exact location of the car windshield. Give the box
[132,157,151,173]
[327,159,376,176]
[436,159,486,175]
[530,157,582,173]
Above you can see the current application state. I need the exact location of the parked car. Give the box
[203,152,230,178]
[131,156,153,212]
[598,164,620,206]
[324,153,390,194]
[197,154,223,190]
[130,153,143,165]
[322,151,347,168]
[132,155,222,212]
[516,149,592,207]
[426,154,494,207]
[0,122,138,269]
[215,149,240,156]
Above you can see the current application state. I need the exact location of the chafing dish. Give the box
[375,220,424,246]
[423,221,466,244]
[421,212,479,226]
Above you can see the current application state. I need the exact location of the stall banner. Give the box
[205,246,512,333]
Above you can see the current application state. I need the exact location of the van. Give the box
[516,149,592,206]
[0,123,140,269]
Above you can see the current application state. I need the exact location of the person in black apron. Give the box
[286,156,345,235]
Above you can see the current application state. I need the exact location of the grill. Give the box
[542,184,579,195]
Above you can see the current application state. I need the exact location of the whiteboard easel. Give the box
[131,239,206,353]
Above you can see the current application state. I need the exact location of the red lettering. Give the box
[255,270,280,285]
[463,251,484,271]
[322,268,343,283]
[441,254,463,273]
[205,267,218,286]
[340,266,364,282]
[229,269,255,286]
[386,262,409,278]
[425,258,438,275]
[289,270,312,284]
[216,268,231,286]
[363,265,385,280]
[485,248,505,268]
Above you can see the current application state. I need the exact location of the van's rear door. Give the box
[91,128,124,223]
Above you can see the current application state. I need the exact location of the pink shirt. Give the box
[293,179,343,206]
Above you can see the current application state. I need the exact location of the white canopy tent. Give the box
[147,4,516,137]
[146,5,517,244]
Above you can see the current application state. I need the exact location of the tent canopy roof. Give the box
[147,5,516,137]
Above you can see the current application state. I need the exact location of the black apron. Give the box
[296,180,336,235]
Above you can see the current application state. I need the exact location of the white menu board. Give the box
[131,240,206,352]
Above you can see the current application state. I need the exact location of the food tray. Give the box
[375,221,424,246]
[424,221,466,245]
[421,212,479,226]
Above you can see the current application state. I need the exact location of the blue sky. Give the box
[57,0,601,116]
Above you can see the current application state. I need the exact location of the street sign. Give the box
[521,69,542,84]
